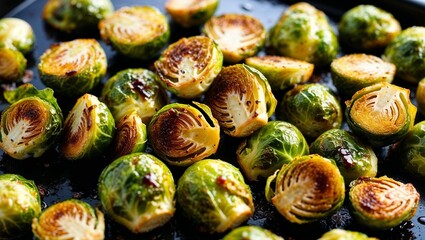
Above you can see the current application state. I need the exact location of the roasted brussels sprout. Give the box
[236,121,309,181]
[397,121,425,180]
[267,2,339,67]
[245,55,314,91]
[319,229,378,240]
[0,84,63,160]
[38,38,107,98]
[202,13,266,63]
[345,82,416,147]
[42,0,114,33]
[349,176,419,229]
[99,6,170,60]
[165,0,219,27]
[98,153,175,233]
[177,159,254,233]
[265,154,345,224]
[148,102,220,166]
[0,174,41,238]
[0,18,35,54]
[223,225,284,240]
[204,64,277,137]
[278,83,342,139]
[310,129,378,184]
[382,26,425,83]
[416,78,425,115]
[330,53,396,97]
[154,36,223,99]
[59,93,115,160]
[32,199,104,240]
[101,68,168,124]
[338,5,401,51]
[0,47,26,83]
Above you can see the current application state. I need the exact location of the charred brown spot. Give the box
[142,172,160,188]
[66,70,77,76]
[132,78,155,99]
[336,146,355,168]
[216,175,227,186]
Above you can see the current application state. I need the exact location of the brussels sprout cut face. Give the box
[154,36,223,99]
[99,6,170,60]
[345,82,416,147]
[416,78,425,115]
[0,47,26,83]
[59,93,115,160]
[0,18,35,54]
[98,153,175,233]
[0,174,41,238]
[202,13,266,63]
[148,102,220,166]
[397,121,425,180]
[177,159,254,233]
[349,176,419,230]
[165,0,219,27]
[223,225,284,240]
[205,64,277,137]
[38,39,107,98]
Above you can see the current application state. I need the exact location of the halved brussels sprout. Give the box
[32,199,104,240]
[245,55,314,91]
[98,153,175,233]
[204,64,277,137]
[310,129,378,184]
[112,111,147,159]
[38,39,107,98]
[101,68,168,124]
[265,154,345,224]
[416,78,425,115]
[345,82,416,147]
[397,121,425,180]
[99,6,170,60]
[223,225,284,240]
[59,93,115,160]
[0,18,35,54]
[0,84,63,160]
[148,102,220,166]
[165,0,219,28]
[349,176,419,229]
[382,26,425,83]
[236,121,309,181]
[177,159,254,233]
[331,53,396,97]
[202,13,266,63]
[42,0,114,33]
[0,174,41,238]
[338,5,401,51]
[278,83,342,139]
[154,36,223,99]
[0,47,26,83]
[267,2,339,67]
[319,229,378,240]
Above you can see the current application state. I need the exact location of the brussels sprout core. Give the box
[112,111,147,158]
[165,0,219,27]
[0,47,26,83]
[0,18,35,54]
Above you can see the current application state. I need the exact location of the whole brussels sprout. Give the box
[416,78,425,115]
[98,153,176,233]
[345,82,416,147]
[148,102,220,166]
[204,64,277,137]
[338,5,401,51]
[0,18,35,54]
[236,121,309,181]
[268,2,339,67]
[59,93,115,160]
[42,0,114,33]
[0,84,63,160]
[165,0,219,28]
[349,176,419,230]
[330,53,396,97]
[0,47,26,83]
[202,14,266,63]
[32,199,104,240]
[154,36,223,99]
[38,39,107,98]
[278,83,342,139]
[265,154,345,224]
[0,174,41,238]
[382,26,425,83]
[310,129,378,184]
[223,225,283,240]
[245,55,314,91]
[99,6,170,60]
[177,159,254,233]
[101,68,168,124]
[319,229,378,240]
[397,121,425,180]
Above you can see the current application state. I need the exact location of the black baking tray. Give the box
[1,0,425,239]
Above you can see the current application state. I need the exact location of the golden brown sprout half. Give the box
[165,0,219,27]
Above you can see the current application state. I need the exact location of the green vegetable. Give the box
[0,17,35,54]
[319,229,378,240]
[165,0,219,27]
[0,47,26,83]
[223,225,284,240]
[416,78,425,115]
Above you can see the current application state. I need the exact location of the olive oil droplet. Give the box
[418,216,425,224]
